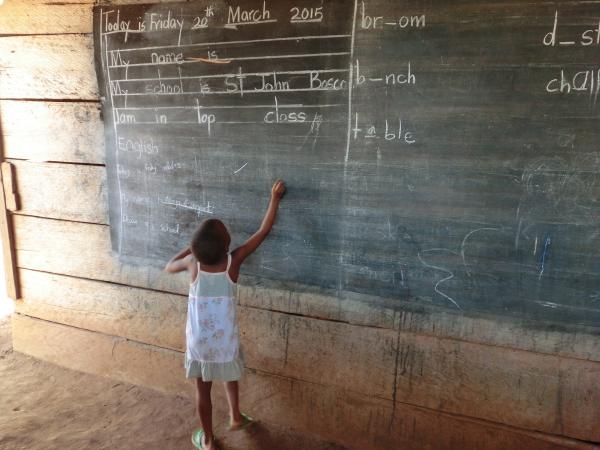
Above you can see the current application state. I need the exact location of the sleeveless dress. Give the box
[184,254,244,381]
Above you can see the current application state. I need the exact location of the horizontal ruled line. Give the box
[115,103,342,111]
[108,52,350,68]
[290,19,323,23]
[113,68,349,83]
[117,120,339,126]
[109,34,351,53]
[217,120,344,124]
[220,121,260,124]
[122,121,211,125]
[112,87,347,97]
[224,19,278,28]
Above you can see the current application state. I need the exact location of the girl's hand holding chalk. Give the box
[271,180,286,200]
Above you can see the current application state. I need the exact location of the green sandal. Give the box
[229,412,255,431]
[191,428,217,450]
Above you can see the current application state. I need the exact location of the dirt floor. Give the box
[0,317,346,450]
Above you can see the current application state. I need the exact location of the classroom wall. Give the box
[1,2,599,449]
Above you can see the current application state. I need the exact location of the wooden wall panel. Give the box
[14,214,187,294]
[11,160,108,224]
[13,213,173,295]
[283,314,397,399]
[12,314,191,395]
[395,333,557,429]
[0,1,93,35]
[16,269,396,401]
[559,361,600,443]
[17,268,186,351]
[0,35,97,99]
[0,101,104,164]
[14,266,600,441]
[12,315,596,450]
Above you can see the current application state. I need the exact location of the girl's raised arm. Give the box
[230,180,286,278]
[164,247,194,273]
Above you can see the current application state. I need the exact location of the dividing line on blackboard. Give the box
[344,0,358,164]
[108,52,350,69]
[109,34,351,53]
[338,0,359,294]
[100,12,124,255]
[115,103,343,111]
[112,87,348,97]
[118,120,342,126]
[112,68,349,83]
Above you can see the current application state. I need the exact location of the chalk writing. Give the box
[545,68,600,102]
[161,196,214,216]
[117,137,159,158]
[359,2,425,30]
[290,7,323,23]
[543,11,600,47]
[94,1,600,325]
[227,2,274,28]
[160,222,181,234]
[542,11,600,108]
[352,114,415,144]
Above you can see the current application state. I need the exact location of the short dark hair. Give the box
[190,219,229,265]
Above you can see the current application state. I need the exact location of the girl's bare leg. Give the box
[195,378,215,447]
[224,381,243,426]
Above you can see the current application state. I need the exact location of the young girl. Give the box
[165,180,286,450]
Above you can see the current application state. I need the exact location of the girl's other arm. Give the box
[230,180,285,279]
[164,247,194,273]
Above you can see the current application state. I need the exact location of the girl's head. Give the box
[191,219,231,265]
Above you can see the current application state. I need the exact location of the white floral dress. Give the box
[185,254,243,381]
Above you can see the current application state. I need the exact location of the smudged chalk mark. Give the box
[515,218,523,250]
[536,301,559,308]
[233,162,248,174]
[261,265,284,274]
[538,234,551,279]
[398,265,406,288]
[461,227,499,276]
[418,249,461,309]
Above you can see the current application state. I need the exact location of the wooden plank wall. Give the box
[1,2,599,449]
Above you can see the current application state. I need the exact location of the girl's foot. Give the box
[229,412,255,431]
[191,428,218,450]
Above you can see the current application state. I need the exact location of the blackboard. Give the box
[93,1,600,326]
